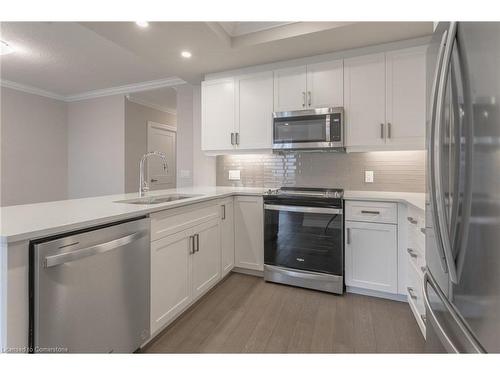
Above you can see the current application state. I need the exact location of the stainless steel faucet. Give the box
[139,151,168,197]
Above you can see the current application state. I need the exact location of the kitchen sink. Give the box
[115,194,202,205]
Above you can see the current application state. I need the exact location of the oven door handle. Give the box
[264,204,343,215]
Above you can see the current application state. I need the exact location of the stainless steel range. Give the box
[263,187,344,294]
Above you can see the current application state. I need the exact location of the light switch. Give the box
[228,170,241,181]
[365,170,374,183]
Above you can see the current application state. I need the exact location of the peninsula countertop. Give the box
[0,187,425,243]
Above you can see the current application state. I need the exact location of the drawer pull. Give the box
[407,248,418,258]
[361,210,380,215]
[421,266,427,273]
[420,228,426,234]
[407,287,418,300]
[407,216,418,224]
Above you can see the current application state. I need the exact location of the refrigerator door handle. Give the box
[429,27,451,275]
[423,272,485,353]
[433,22,459,284]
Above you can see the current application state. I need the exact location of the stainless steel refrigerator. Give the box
[425,22,500,353]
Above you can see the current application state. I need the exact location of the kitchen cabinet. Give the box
[151,229,192,335]
[201,78,235,151]
[273,60,343,112]
[345,220,398,293]
[220,198,235,277]
[344,53,387,149]
[202,73,273,152]
[191,218,222,300]
[234,196,264,271]
[236,71,274,150]
[345,46,426,151]
[150,203,222,336]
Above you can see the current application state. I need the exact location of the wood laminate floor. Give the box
[144,273,425,353]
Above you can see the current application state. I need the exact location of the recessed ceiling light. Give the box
[181,51,192,58]
[0,40,14,56]
[135,21,149,28]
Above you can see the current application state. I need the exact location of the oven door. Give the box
[264,204,343,276]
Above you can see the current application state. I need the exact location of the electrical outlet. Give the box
[228,170,241,181]
[365,170,374,183]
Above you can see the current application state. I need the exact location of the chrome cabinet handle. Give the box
[346,228,351,244]
[307,91,311,107]
[194,234,200,252]
[407,216,418,224]
[407,287,417,300]
[421,314,427,324]
[150,178,158,183]
[421,266,427,273]
[221,204,226,220]
[361,210,380,215]
[420,228,426,235]
[387,122,392,138]
[407,248,418,258]
[189,235,195,254]
[230,132,235,145]
[380,123,384,139]
[44,231,146,268]
[235,132,240,145]
[302,92,306,107]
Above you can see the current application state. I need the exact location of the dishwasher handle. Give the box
[44,230,147,268]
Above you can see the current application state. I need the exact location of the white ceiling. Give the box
[0,21,433,97]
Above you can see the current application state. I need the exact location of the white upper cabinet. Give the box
[236,71,274,150]
[273,65,307,112]
[306,60,344,108]
[385,46,426,149]
[273,61,343,112]
[201,78,236,151]
[345,47,426,151]
[344,53,387,149]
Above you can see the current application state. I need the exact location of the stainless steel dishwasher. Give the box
[30,217,150,353]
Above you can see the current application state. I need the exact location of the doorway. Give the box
[147,121,177,190]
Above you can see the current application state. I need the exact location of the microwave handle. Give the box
[325,115,331,142]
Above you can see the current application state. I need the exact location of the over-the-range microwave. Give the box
[272,107,344,151]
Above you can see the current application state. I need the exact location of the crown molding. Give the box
[126,95,177,115]
[0,80,66,101]
[64,77,185,102]
[1,77,186,103]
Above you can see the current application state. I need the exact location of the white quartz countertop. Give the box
[344,190,426,211]
[0,186,425,243]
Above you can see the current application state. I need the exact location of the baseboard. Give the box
[346,286,407,302]
[231,267,264,278]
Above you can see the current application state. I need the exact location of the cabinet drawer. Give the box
[151,202,220,241]
[407,260,425,317]
[345,200,398,224]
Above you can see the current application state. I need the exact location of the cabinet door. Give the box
[201,78,235,151]
[385,47,426,149]
[151,230,192,335]
[191,218,221,300]
[344,53,386,148]
[273,65,307,112]
[234,196,264,271]
[221,199,235,277]
[345,220,398,293]
[236,71,273,150]
[306,60,344,108]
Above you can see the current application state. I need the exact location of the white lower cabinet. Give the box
[150,230,192,335]
[220,198,235,277]
[234,196,264,271]
[345,220,398,293]
[150,203,222,337]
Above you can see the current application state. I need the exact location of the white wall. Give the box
[67,95,125,199]
[124,99,177,193]
[0,87,67,206]
[175,84,216,188]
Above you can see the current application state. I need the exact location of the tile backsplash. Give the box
[216,150,426,192]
